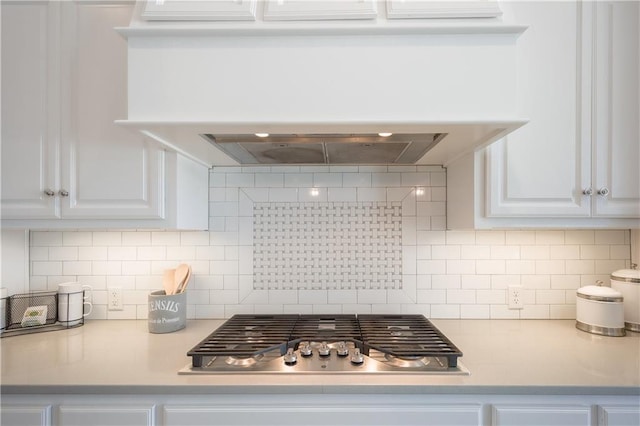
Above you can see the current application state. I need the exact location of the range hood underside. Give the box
[202,133,445,165]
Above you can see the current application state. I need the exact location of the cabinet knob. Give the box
[582,188,593,196]
[44,189,55,197]
[597,187,610,197]
[59,189,69,197]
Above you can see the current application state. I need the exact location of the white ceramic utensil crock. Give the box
[610,268,640,332]
[576,282,625,337]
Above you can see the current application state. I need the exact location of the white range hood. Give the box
[116,0,528,167]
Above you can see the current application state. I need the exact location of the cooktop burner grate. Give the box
[187,314,462,369]
[357,314,462,368]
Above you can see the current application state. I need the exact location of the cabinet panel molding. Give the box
[164,403,482,426]
[142,0,258,21]
[386,0,502,19]
[492,404,591,426]
[263,0,377,21]
[598,404,640,426]
[59,405,155,426]
[0,404,52,426]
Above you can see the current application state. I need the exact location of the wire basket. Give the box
[1,290,85,338]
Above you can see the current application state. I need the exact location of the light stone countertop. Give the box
[1,319,639,395]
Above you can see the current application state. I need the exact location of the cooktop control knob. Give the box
[336,341,349,357]
[350,348,364,365]
[284,348,297,365]
[318,341,330,357]
[299,342,312,357]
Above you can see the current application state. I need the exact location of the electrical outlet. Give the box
[508,285,524,309]
[108,287,123,311]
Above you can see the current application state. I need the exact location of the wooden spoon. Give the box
[174,264,190,294]
[162,269,176,295]
[176,265,192,294]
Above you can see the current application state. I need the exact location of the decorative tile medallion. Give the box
[253,202,403,290]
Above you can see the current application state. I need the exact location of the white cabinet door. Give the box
[492,404,592,426]
[598,404,640,426]
[485,1,590,218]
[0,404,52,426]
[164,403,481,425]
[449,1,640,229]
[592,1,640,218]
[263,0,377,20]
[59,1,165,220]
[58,404,155,426]
[386,0,502,19]
[1,1,60,219]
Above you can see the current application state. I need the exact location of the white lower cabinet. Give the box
[1,394,638,426]
[0,405,52,426]
[58,404,155,426]
[163,402,482,426]
[492,404,591,426]
[598,404,640,426]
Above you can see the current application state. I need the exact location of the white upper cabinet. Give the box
[263,0,377,21]
[1,1,208,229]
[1,2,59,219]
[591,1,640,217]
[448,1,640,229]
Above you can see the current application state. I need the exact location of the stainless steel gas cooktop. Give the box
[179,314,469,375]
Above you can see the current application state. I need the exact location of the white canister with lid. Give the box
[576,282,625,337]
[610,268,640,332]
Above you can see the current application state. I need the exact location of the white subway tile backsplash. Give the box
[521,245,550,260]
[343,172,371,187]
[461,275,491,289]
[28,166,631,320]
[594,230,627,245]
[535,231,565,245]
[268,188,298,202]
[430,171,446,187]
[535,260,565,275]
[564,230,594,244]
[122,232,151,246]
[461,305,490,319]
[445,231,476,245]
[30,247,49,261]
[226,173,254,188]
[550,245,580,260]
[32,261,63,276]
[151,232,180,246]
[313,173,342,187]
[476,260,506,275]
[63,232,92,247]
[93,232,122,246]
[31,231,63,247]
[136,246,167,260]
[108,247,137,261]
[401,172,429,187]
[372,173,400,187]
[49,247,78,261]
[505,230,536,245]
[446,260,476,275]
[62,261,92,276]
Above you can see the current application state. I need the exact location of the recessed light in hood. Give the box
[201,133,445,165]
